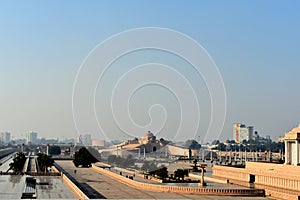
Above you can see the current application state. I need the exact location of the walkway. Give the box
[55,160,268,199]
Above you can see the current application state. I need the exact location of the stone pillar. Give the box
[234,150,237,162]
[138,148,141,158]
[198,167,206,186]
[285,141,289,164]
[165,146,168,157]
[46,144,50,155]
[296,140,299,165]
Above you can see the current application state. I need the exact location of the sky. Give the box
[0,1,299,142]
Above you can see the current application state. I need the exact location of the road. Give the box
[55,160,267,200]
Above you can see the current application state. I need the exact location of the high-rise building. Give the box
[0,132,11,143]
[27,131,38,144]
[233,123,254,143]
[76,134,92,146]
[83,134,92,146]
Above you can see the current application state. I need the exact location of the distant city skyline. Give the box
[0,1,299,142]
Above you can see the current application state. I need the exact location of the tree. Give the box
[107,155,135,168]
[107,155,117,164]
[192,158,198,171]
[73,147,98,167]
[141,161,157,173]
[155,166,168,180]
[184,140,201,149]
[48,146,61,155]
[37,153,54,172]
[87,147,101,161]
[9,152,26,173]
[174,169,188,180]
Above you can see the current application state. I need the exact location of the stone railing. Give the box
[212,163,300,200]
[113,166,163,183]
[92,165,264,196]
[189,173,227,184]
[52,164,89,199]
[212,165,249,183]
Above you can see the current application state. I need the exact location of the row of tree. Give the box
[9,152,53,173]
[212,140,284,152]
[9,152,26,173]
[37,153,53,172]
[140,161,189,181]
[107,155,135,168]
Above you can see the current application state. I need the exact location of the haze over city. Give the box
[0,1,299,142]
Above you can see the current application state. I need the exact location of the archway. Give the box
[153,146,157,152]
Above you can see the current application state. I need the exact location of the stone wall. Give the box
[212,162,300,199]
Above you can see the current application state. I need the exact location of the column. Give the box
[285,141,289,164]
[234,150,237,162]
[138,148,141,158]
[296,140,299,165]
[46,144,50,155]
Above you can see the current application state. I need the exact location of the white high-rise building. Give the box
[76,134,92,146]
[233,123,254,143]
[0,132,11,143]
[27,131,38,144]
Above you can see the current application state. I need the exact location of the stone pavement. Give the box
[0,175,75,199]
[55,160,268,199]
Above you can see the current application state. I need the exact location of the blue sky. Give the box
[0,1,299,141]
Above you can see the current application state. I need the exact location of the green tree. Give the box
[174,169,188,180]
[73,147,98,167]
[48,146,61,155]
[141,161,157,173]
[107,155,135,168]
[107,155,117,164]
[155,166,168,180]
[37,153,54,172]
[9,152,26,173]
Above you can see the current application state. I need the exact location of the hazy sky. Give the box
[0,1,299,142]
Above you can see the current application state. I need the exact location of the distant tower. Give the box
[0,132,11,144]
[46,144,50,155]
[233,123,254,143]
[27,131,38,144]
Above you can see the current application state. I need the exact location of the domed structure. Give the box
[141,131,156,143]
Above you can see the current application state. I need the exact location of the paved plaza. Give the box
[0,175,75,199]
[56,160,268,199]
